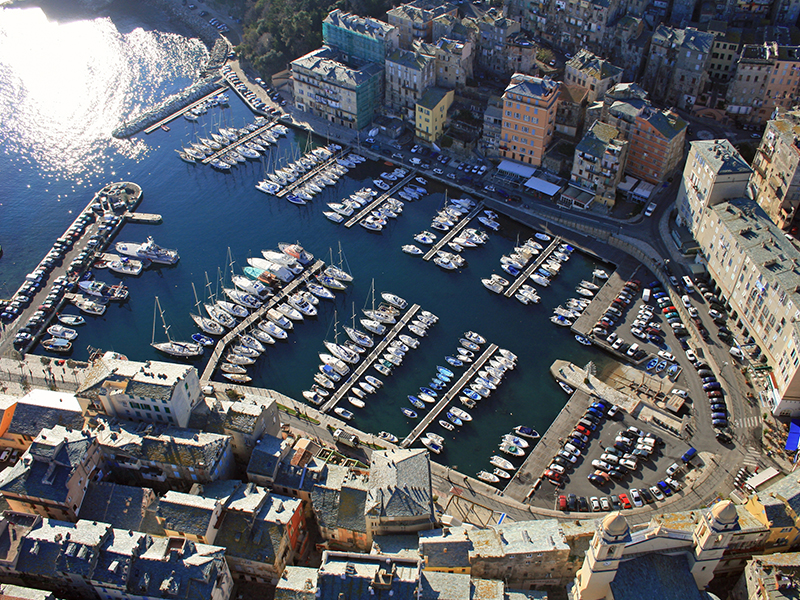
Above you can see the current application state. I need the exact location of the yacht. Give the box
[361,319,386,335]
[78,280,129,302]
[402,244,423,255]
[344,326,374,348]
[109,257,146,276]
[232,274,270,298]
[267,308,294,330]
[307,282,335,300]
[277,303,304,321]
[319,353,350,376]
[279,242,314,265]
[288,293,318,317]
[217,300,249,319]
[115,236,179,265]
[248,257,294,283]
[324,211,345,223]
[223,288,262,310]
[414,231,436,245]
[47,324,78,340]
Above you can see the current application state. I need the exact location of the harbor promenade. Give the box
[319,304,421,413]
[422,203,485,261]
[504,237,561,298]
[401,344,498,448]
[344,172,418,228]
[199,260,325,383]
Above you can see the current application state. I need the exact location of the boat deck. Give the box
[275,150,348,198]
[422,202,485,261]
[400,343,498,449]
[123,212,162,224]
[319,304,421,413]
[143,85,229,134]
[344,171,419,228]
[199,260,326,383]
[201,122,283,165]
[504,236,562,298]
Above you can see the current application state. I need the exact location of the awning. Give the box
[524,176,561,196]
[497,159,536,178]
[745,467,780,490]
[618,175,639,193]
[631,181,655,199]
[786,420,800,451]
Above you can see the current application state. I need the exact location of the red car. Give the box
[575,424,592,436]
[544,469,562,483]
[618,493,632,509]
[558,495,567,510]
[662,306,677,314]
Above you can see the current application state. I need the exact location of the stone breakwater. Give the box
[111,0,232,139]
[111,76,224,138]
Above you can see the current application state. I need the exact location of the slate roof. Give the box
[418,87,452,111]
[6,403,84,438]
[692,139,752,176]
[759,474,800,527]
[79,482,153,531]
[316,553,421,600]
[224,401,263,435]
[246,434,287,479]
[420,571,471,600]
[291,47,384,89]
[419,527,472,568]
[567,49,623,81]
[157,492,217,537]
[91,528,152,589]
[324,9,396,39]
[643,108,687,140]
[576,121,623,158]
[366,449,433,521]
[504,74,559,100]
[313,467,369,534]
[371,534,420,558]
[652,25,714,54]
[16,520,110,581]
[275,565,318,599]
[0,584,56,600]
[129,537,227,600]
[386,48,432,71]
[610,554,706,600]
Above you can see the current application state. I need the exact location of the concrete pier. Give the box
[199,260,325,383]
[143,85,229,134]
[319,304,421,413]
[422,202,485,261]
[401,343,498,448]
[504,237,562,298]
[276,151,347,198]
[344,172,418,228]
[201,122,281,165]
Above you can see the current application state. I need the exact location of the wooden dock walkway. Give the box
[201,122,280,165]
[344,172,418,228]
[401,343,498,448]
[200,260,325,382]
[319,304,421,413]
[504,237,562,298]
[276,151,346,198]
[143,85,228,134]
[422,202,484,261]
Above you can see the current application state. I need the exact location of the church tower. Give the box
[690,499,740,589]
[574,512,630,600]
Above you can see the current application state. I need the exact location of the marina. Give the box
[142,85,230,134]
[200,121,283,165]
[422,202,485,261]
[504,236,562,298]
[343,171,419,228]
[318,304,422,413]
[401,343,498,448]
[275,150,347,198]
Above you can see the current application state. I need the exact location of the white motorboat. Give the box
[47,325,77,340]
[450,407,472,421]
[319,353,350,375]
[359,381,376,394]
[232,274,270,298]
[267,308,294,330]
[116,236,179,265]
[365,375,382,388]
[217,300,249,319]
[482,278,504,293]
[259,320,287,340]
[109,257,146,276]
[378,431,398,443]
[288,293,318,317]
[261,250,304,274]
[593,269,609,279]
[314,373,335,389]
[402,244,422,255]
[223,288,262,310]
[361,319,386,335]
[348,396,366,408]
[414,231,437,245]
[502,434,529,449]
[334,407,354,421]
[344,326,374,348]
[422,437,443,454]
[248,257,295,283]
[324,341,360,364]
[477,471,500,483]
[580,280,600,291]
[58,314,86,326]
[277,303,304,321]
[251,329,275,346]
[324,211,345,223]
[381,292,407,309]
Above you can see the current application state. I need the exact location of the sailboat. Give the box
[151,297,204,358]
[325,243,354,283]
[344,302,374,348]
[190,282,224,335]
[203,272,237,329]
[359,279,388,335]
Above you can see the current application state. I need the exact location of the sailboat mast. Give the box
[152,297,158,345]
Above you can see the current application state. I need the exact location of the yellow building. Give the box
[415,87,454,143]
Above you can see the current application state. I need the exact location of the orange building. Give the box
[499,74,560,167]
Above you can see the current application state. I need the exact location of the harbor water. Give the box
[0,3,616,477]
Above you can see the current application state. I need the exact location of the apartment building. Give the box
[570,121,629,208]
[474,8,521,75]
[564,50,624,103]
[731,552,800,600]
[726,43,800,126]
[0,389,85,450]
[499,73,560,167]
[385,48,435,120]
[322,9,399,64]
[387,0,459,49]
[482,96,504,157]
[415,87,454,143]
[291,46,384,130]
[706,22,743,86]
[540,0,624,58]
[606,15,650,82]
[694,197,800,416]
[750,108,800,232]
[676,139,753,231]
[642,25,715,110]
[78,357,201,428]
[413,37,473,89]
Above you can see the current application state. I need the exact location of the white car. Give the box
[658,350,675,362]
[730,346,744,359]
[672,388,688,398]
[709,309,724,320]
[619,458,638,470]
[592,459,611,471]
[666,462,682,476]
[685,349,697,363]
[600,453,620,464]
[630,488,644,507]
[558,450,578,463]
[688,306,698,317]
[650,486,665,501]
[681,295,692,308]
[548,463,566,474]
[433,168,443,175]
[590,496,601,511]
[563,443,581,456]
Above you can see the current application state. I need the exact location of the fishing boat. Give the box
[446,411,463,426]
[450,407,472,421]
[514,426,540,439]
[668,364,680,378]
[490,455,515,470]
[223,373,252,384]
[57,314,86,326]
[41,338,72,353]
[334,407,354,421]
[402,408,418,419]
[559,381,574,394]
[503,434,529,449]
[445,356,463,367]
[408,396,426,409]
[421,437,443,454]
[151,297,203,359]
[575,335,592,346]
[499,442,525,457]
[439,419,455,431]
[47,324,78,340]
[420,386,438,398]
[477,471,500,483]
[378,431,398,443]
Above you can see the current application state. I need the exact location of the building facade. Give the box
[322,9,399,64]
[387,0,459,49]
[385,48,435,120]
[750,108,800,232]
[564,50,624,103]
[414,37,473,89]
[500,74,560,167]
[570,121,629,207]
[475,9,521,75]
[415,87,454,142]
[291,47,384,131]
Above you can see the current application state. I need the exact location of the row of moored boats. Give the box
[324,174,421,231]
